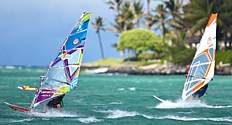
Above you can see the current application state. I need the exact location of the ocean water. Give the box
[0,67,232,125]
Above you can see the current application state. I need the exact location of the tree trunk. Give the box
[146,0,151,30]
[161,19,166,40]
[97,32,105,59]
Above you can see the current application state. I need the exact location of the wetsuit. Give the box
[192,84,208,98]
[47,94,65,109]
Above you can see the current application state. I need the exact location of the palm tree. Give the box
[153,4,168,39]
[146,0,151,15]
[106,1,144,33]
[106,0,123,13]
[92,17,105,59]
[182,0,211,35]
[183,0,232,49]
[132,0,144,28]
[145,0,155,30]
[164,0,184,30]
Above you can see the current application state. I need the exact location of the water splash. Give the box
[29,110,78,118]
[77,116,102,123]
[152,115,232,123]
[96,109,139,119]
[10,118,34,123]
[155,98,232,109]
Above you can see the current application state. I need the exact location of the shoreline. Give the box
[81,63,232,75]
[0,64,231,75]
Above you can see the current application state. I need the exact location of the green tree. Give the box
[153,4,168,39]
[182,0,232,49]
[117,29,163,59]
[92,16,105,59]
[183,0,213,35]
[132,0,144,28]
[164,31,195,66]
[106,0,145,34]
[145,0,156,30]
[106,0,123,13]
[164,0,185,31]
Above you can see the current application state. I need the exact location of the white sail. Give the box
[182,13,217,100]
[30,12,92,108]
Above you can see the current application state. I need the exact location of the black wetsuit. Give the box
[192,84,208,98]
[47,94,65,109]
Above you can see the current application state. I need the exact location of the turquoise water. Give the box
[1,67,232,125]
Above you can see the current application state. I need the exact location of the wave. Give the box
[154,99,232,109]
[96,109,139,119]
[10,118,34,123]
[29,110,79,118]
[152,115,232,123]
[77,116,102,123]
[117,88,125,91]
[109,101,122,105]
[95,109,232,123]
[128,87,136,91]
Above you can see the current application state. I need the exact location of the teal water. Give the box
[0,67,232,125]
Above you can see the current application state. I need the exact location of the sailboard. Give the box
[5,11,92,112]
[4,102,31,112]
[182,13,217,101]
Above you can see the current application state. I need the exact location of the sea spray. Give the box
[155,98,232,109]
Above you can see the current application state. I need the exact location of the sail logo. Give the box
[207,37,212,46]
[73,38,80,45]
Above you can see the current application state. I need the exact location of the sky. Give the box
[0,0,160,66]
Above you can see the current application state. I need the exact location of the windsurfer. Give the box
[192,84,208,98]
[46,94,65,111]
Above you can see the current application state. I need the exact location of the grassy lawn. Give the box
[87,58,123,66]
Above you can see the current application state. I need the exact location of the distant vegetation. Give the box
[88,58,123,66]
[117,29,163,60]
[92,0,232,66]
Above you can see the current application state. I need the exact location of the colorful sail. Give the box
[182,13,217,100]
[30,12,92,108]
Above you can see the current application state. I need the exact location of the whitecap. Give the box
[96,109,138,119]
[153,115,232,123]
[11,118,34,123]
[128,87,136,91]
[77,116,102,123]
[29,110,78,118]
[154,98,232,109]
[117,88,125,91]
[109,101,122,105]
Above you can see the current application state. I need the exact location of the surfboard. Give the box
[4,102,32,112]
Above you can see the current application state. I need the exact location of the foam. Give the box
[77,116,102,123]
[152,115,232,122]
[117,88,125,91]
[10,118,34,123]
[155,99,232,109]
[96,109,155,120]
[96,109,139,119]
[109,101,122,105]
[128,87,136,91]
[29,110,78,118]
